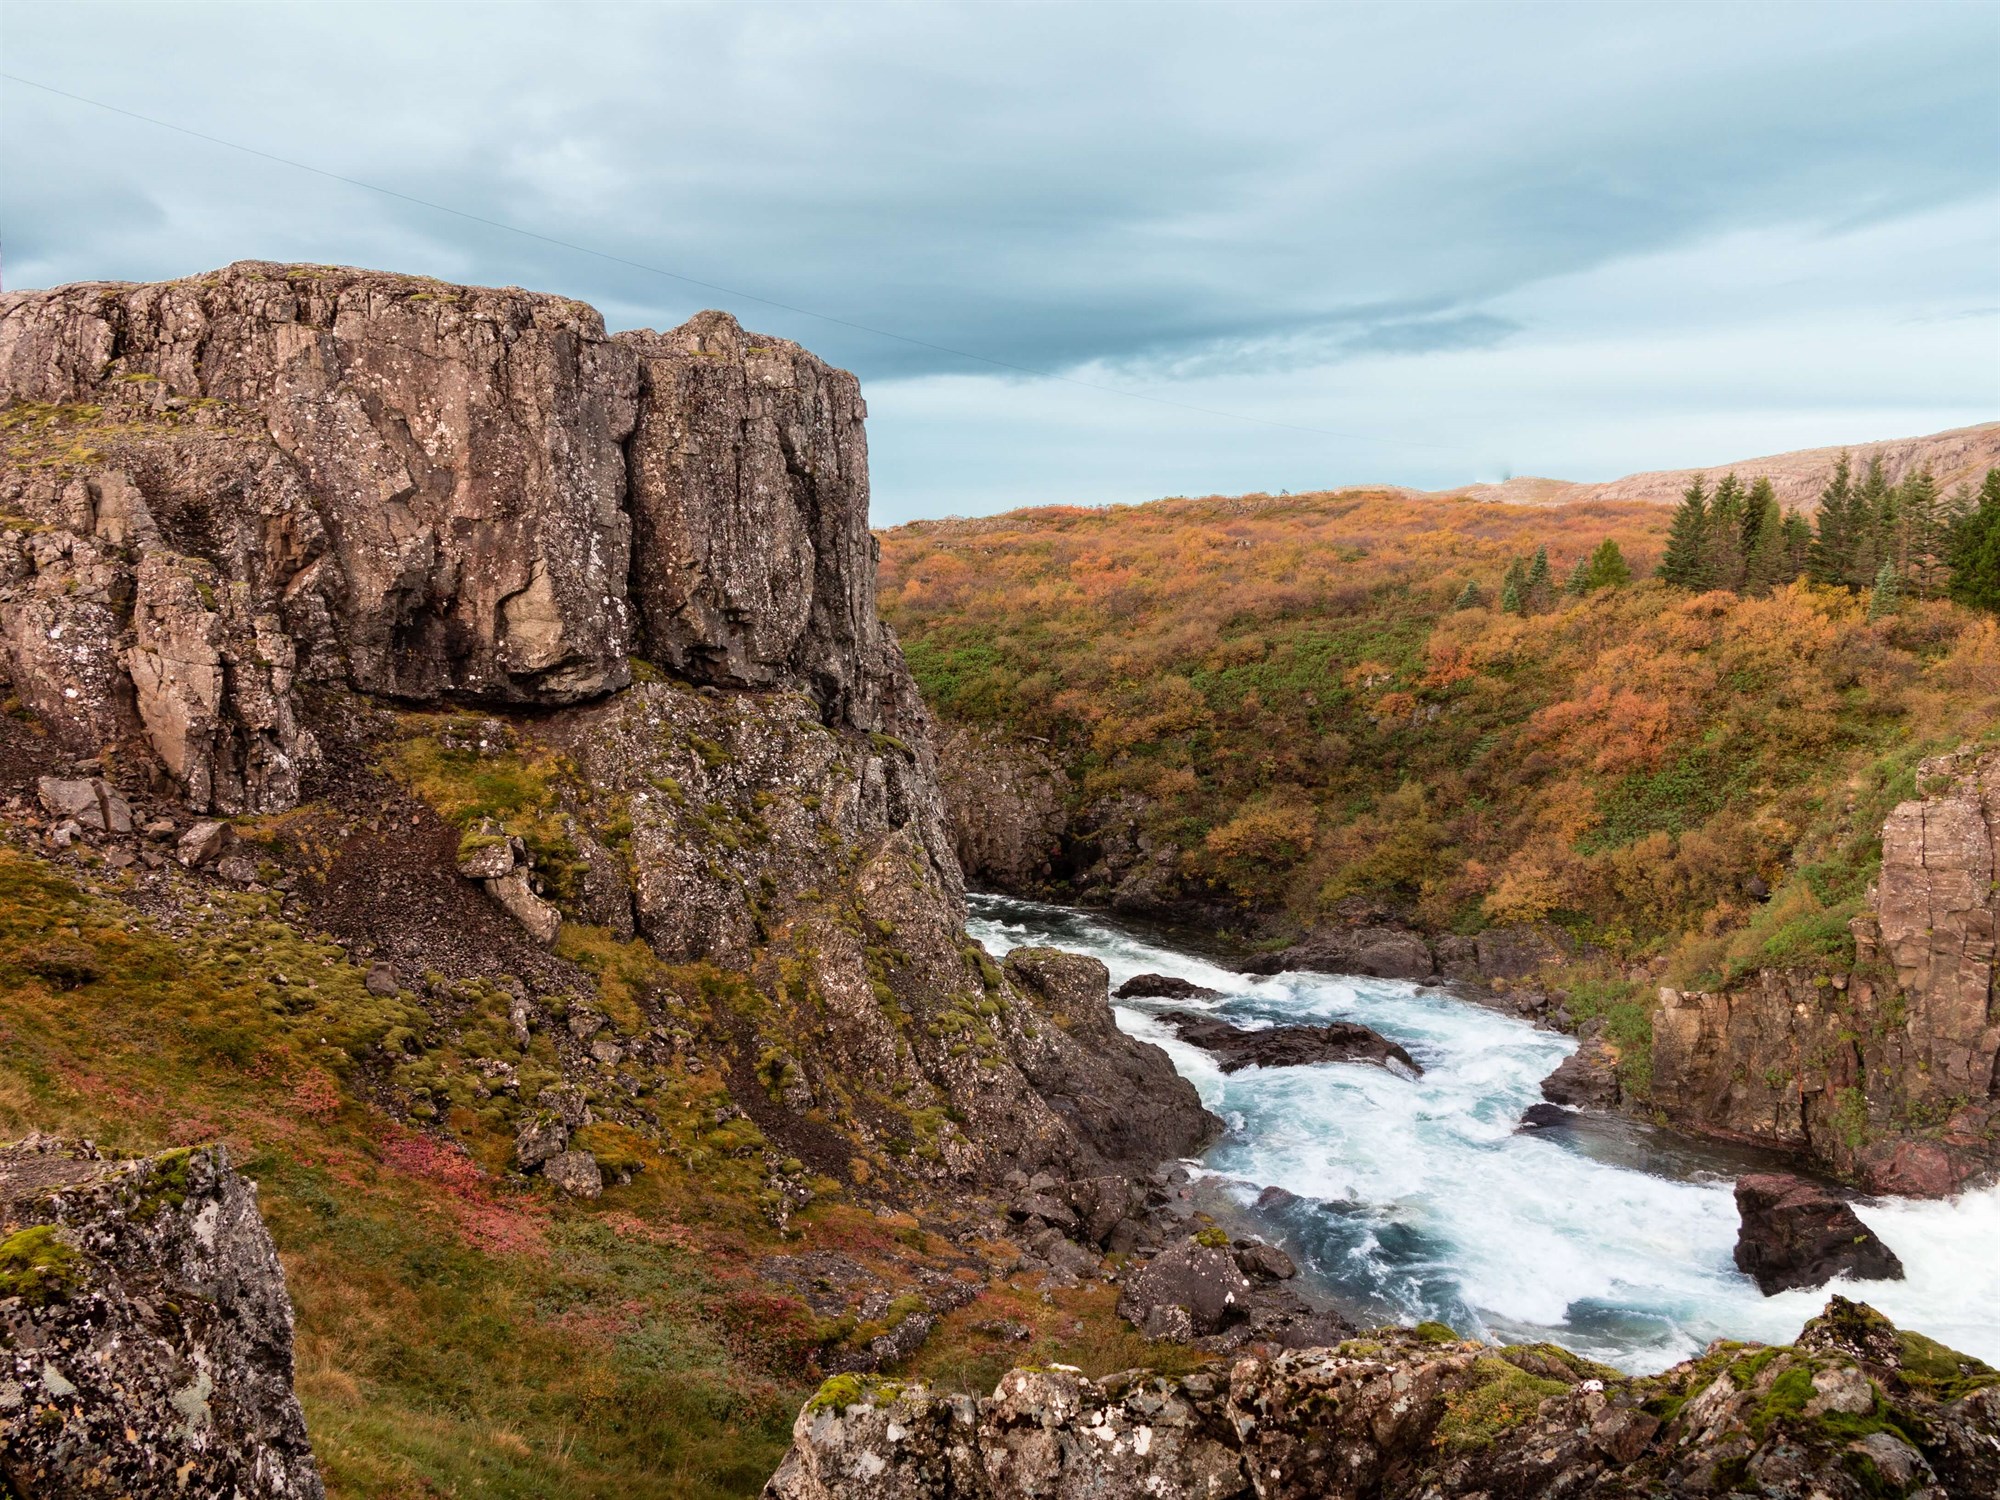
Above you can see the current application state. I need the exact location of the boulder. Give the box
[1115,1236,1254,1338]
[1539,1034,1621,1109]
[1233,1239,1297,1281]
[1115,972,1223,1001]
[513,1113,569,1171]
[35,776,132,834]
[176,818,232,866]
[0,1136,324,1499]
[1732,1173,1905,1295]
[1160,1010,1422,1076]
[1519,1102,1572,1130]
[543,1150,603,1200]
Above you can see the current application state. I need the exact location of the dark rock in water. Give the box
[1232,1239,1297,1281]
[1539,1035,1621,1109]
[1732,1172,1905,1295]
[0,1135,324,1499]
[1115,972,1222,1001]
[1160,1010,1422,1076]
[1236,924,1435,980]
[1519,1102,1572,1130]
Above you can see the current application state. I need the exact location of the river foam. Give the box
[967,893,2000,1374]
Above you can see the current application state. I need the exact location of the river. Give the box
[966,892,2000,1375]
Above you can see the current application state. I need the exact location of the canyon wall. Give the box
[0,262,1212,1192]
[1651,745,2000,1194]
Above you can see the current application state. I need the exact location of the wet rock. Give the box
[543,1150,603,1199]
[1159,1010,1422,1076]
[35,775,132,834]
[1232,1239,1297,1281]
[0,1136,324,1499]
[1238,924,1435,980]
[1115,972,1222,1001]
[1732,1173,1904,1295]
[1539,1034,1621,1109]
[1519,1102,1572,1130]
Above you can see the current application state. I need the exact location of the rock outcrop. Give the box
[931,724,1071,892]
[1732,1173,1905,1295]
[764,1298,2000,1500]
[0,263,914,815]
[1650,745,2000,1194]
[1115,973,1221,1001]
[1,1136,323,1500]
[1160,1011,1421,1076]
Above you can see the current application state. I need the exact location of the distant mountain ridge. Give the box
[1422,420,2000,512]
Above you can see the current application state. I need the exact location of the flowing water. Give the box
[967,892,2000,1374]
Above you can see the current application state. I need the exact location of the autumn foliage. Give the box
[880,485,2000,982]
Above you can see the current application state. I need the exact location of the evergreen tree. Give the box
[1851,455,1892,590]
[1946,468,2000,614]
[1867,558,1901,620]
[1808,453,1855,586]
[1500,557,1527,616]
[1452,578,1484,610]
[1706,473,1746,591]
[1563,554,1592,598]
[1896,467,1946,599]
[1782,510,1813,582]
[1658,475,1713,590]
[1741,477,1790,595]
[1524,545,1555,613]
[1583,537,1631,590]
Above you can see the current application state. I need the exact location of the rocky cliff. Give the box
[763,1298,1999,1500]
[1651,745,2000,1194]
[1,1136,323,1499]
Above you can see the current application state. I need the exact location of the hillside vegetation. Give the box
[880,471,2000,993]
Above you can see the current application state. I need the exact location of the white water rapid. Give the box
[967,893,2000,1375]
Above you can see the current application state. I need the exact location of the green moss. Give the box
[1192,1225,1230,1249]
[805,1373,908,1414]
[1897,1329,2000,1400]
[0,1224,84,1306]
[1435,1356,1569,1450]
[1413,1319,1461,1343]
[135,1145,199,1217]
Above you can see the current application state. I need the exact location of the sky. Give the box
[4,0,1997,523]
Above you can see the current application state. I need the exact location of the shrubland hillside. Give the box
[880,471,2000,993]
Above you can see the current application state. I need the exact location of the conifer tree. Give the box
[1706,473,1746,591]
[1583,538,1631,590]
[1946,468,2000,614]
[1658,475,1712,589]
[1500,557,1527,616]
[1741,477,1790,595]
[1524,545,1555,613]
[1867,558,1901,620]
[1782,511,1813,581]
[1851,455,1891,590]
[1896,467,1945,599]
[1808,453,1855,587]
[1453,578,1484,610]
[1563,554,1591,598]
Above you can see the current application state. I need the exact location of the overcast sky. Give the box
[5,1,1996,522]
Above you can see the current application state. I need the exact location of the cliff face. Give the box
[0,262,1211,1192]
[931,724,1070,893]
[0,263,911,814]
[1,1137,323,1500]
[1651,745,2000,1194]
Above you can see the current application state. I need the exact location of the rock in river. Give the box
[1115,972,1222,1000]
[1159,1010,1422,1076]
[1732,1172,1905,1295]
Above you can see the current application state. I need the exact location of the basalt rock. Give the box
[1115,972,1222,1001]
[930,726,1072,894]
[764,1298,2000,1500]
[0,1135,323,1499]
[1538,1031,1622,1110]
[1160,1010,1422,1076]
[1649,744,2000,1194]
[1732,1173,1905,1295]
[0,263,919,812]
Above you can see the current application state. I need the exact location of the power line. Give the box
[4,70,1459,453]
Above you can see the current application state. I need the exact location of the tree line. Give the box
[1658,456,2000,613]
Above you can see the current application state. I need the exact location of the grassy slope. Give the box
[880,488,2000,1091]
[0,709,1203,1496]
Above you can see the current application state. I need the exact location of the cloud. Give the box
[1,0,1994,518]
